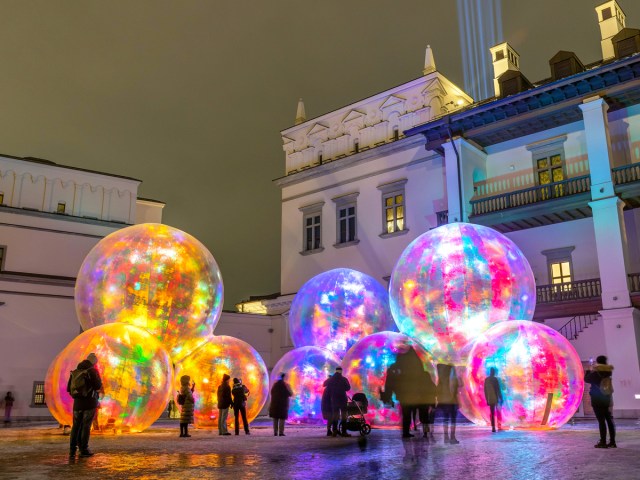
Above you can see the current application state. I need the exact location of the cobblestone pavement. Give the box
[1,419,639,480]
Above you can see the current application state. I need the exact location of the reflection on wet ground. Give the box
[1,420,640,479]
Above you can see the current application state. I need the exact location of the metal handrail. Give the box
[557,314,599,341]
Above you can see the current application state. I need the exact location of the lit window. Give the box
[332,192,359,247]
[0,192,4,205]
[31,381,46,407]
[527,136,567,199]
[299,202,324,255]
[551,261,572,285]
[542,246,575,290]
[378,179,408,237]
[57,202,66,214]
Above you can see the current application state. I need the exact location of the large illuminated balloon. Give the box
[269,346,341,423]
[75,223,224,362]
[174,336,269,429]
[45,324,173,433]
[289,268,397,357]
[460,321,584,430]
[342,332,436,427]
[389,223,535,363]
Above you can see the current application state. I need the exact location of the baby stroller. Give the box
[343,392,372,436]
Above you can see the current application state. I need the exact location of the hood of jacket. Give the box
[76,359,94,370]
[594,364,614,373]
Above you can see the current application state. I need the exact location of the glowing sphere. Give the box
[460,321,584,430]
[269,346,341,423]
[75,223,224,362]
[289,268,397,357]
[342,332,436,427]
[174,335,269,429]
[389,223,535,364]
[44,324,173,433]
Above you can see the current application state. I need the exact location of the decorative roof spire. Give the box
[295,98,306,125]
[423,45,436,75]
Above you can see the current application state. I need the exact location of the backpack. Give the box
[599,375,614,396]
[177,392,186,406]
[69,368,91,399]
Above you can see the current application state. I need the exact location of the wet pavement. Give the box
[1,418,639,479]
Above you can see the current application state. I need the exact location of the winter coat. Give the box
[4,394,14,408]
[231,383,250,410]
[383,351,427,406]
[484,376,503,406]
[325,373,350,409]
[269,379,293,419]
[217,383,232,409]
[436,364,460,405]
[179,385,195,424]
[584,364,614,405]
[321,378,332,420]
[66,359,102,411]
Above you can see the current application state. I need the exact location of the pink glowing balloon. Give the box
[174,335,269,429]
[45,324,173,433]
[75,223,224,362]
[269,346,341,423]
[342,332,436,427]
[460,321,584,430]
[390,223,535,364]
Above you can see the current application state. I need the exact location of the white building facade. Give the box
[273,1,640,418]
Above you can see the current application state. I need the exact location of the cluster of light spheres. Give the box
[288,268,396,358]
[270,346,341,423]
[459,321,584,430]
[389,222,536,364]
[45,324,173,433]
[175,336,269,429]
[75,223,224,362]
[342,332,436,427]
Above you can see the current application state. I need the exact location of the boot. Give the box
[594,440,608,448]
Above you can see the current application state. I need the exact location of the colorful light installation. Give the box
[342,332,436,427]
[269,346,341,423]
[45,324,173,433]
[75,223,224,362]
[460,321,584,430]
[389,222,535,364]
[174,335,269,429]
[289,268,397,358]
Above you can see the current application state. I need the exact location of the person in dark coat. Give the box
[3,391,15,424]
[483,367,503,432]
[231,378,251,435]
[178,375,195,437]
[437,363,461,444]
[66,352,102,457]
[584,355,616,448]
[321,376,333,436]
[325,366,351,437]
[217,374,232,436]
[382,348,426,438]
[417,369,437,441]
[269,372,293,436]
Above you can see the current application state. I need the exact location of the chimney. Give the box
[423,45,436,75]
[295,98,306,125]
[489,42,520,97]
[595,1,626,60]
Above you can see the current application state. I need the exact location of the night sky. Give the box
[1,1,638,308]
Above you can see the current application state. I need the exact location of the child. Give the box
[179,375,195,437]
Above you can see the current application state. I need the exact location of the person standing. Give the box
[3,391,14,425]
[483,367,503,433]
[418,369,437,441]
[325,366,351,437]
[437,363,460,444]
[269,372,293,436]
[584,355,616,448]
[178,375,195,438]
[217,374,232,436]
[231,378,251,435]
[321,376,333,436]
[67,352,102,457]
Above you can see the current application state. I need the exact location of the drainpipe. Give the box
[447,116,464,223]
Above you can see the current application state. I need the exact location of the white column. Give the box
[597,307,640,416]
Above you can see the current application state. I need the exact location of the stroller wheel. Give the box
[360,424,371,436]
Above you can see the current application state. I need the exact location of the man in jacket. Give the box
[584,355,616,448]
[325,366,351,437]
[483,367,503,432]
[67,352,102,457]
[217,374,232,436]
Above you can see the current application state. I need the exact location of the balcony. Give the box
[469,175,592,232]
[533,278,602,321]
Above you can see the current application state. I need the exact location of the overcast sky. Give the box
[1,1,638,309]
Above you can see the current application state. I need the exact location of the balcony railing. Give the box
[612,163,640,185]
[470,175,591,216]
[628,273,640,293]
[536,278,602,304]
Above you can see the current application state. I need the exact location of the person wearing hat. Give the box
[178,375,195,437]
[269,372,293,436]
[231,378,251,435]
[324,366,351,437]
[66,352,102,457]
[217,374,232,435]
